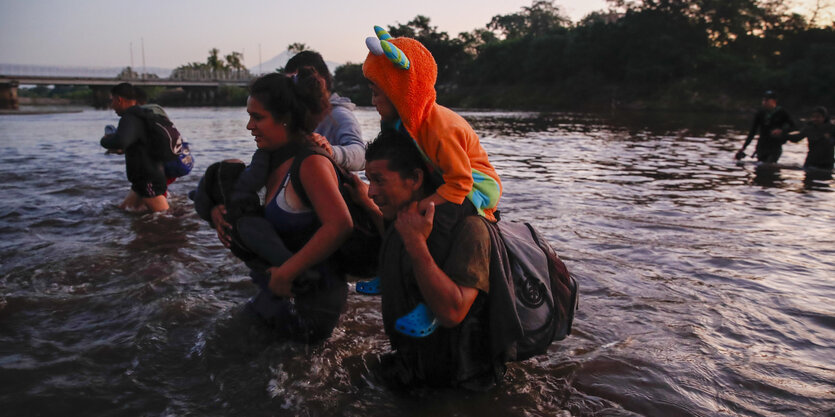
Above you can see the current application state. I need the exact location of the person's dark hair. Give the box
[366,128,436,192]
[135,87,147,105]
[285,51,333,93]
[813,106,830,123]
[111,82,136,100]
[763,90,778,100]
[249,67,331,135]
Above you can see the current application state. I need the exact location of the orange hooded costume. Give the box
[363,26,502,222]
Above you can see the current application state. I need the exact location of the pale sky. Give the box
[0,0,826,69]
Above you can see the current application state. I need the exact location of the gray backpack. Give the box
[484,219,579,362]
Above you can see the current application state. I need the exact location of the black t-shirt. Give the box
[746,107,797,150]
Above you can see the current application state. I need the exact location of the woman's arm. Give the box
[268,155,353,296]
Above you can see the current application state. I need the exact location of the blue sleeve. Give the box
[231,149,271,201]
[315,105,366,171]
[101,113,143,150]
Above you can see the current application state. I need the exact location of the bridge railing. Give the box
[167,68,254,82]
[0,64,255,82]
[0,64,129,78]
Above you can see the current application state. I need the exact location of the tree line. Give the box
[333,0,835,112]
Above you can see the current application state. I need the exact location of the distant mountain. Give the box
[248,51,342,75]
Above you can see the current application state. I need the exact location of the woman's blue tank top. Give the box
[264,171,318,247]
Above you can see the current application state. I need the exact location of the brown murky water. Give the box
[1,107,832,416]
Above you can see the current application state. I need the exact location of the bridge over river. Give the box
[0,66,254,110]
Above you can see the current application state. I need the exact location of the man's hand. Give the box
[395,201,435,247]
[311,133,333,157]
[211,204,232,247]
[268,266,295,297]
[771,128,783,137]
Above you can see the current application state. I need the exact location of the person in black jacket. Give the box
[736,90,798,163]
[100,83,169,212]
[787,106,835,171]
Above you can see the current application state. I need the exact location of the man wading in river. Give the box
[350,129,505,390]
[100,82,169,212]
[736,90,798,164]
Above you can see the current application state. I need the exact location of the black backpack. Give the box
[289,146,382,278]
[484,219,579,362]
[126,106,193,179]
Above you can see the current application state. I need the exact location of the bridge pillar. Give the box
[0,81,20,110]
[90,86,111,109]
[183,86,220,105]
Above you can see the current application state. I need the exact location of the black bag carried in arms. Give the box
[484,219,579,362]
[289,145,382,278]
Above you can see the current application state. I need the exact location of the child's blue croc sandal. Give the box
[355,276,381,295]
[395,303,438,338]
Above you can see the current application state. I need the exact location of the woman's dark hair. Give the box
[285,51,333,93]
[366,128,436,193]
[249,67,330,135]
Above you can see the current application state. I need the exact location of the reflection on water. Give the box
[0,107,832,416]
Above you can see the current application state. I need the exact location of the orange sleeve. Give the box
[416,119,474,205]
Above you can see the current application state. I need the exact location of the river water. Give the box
[0,106,832,417]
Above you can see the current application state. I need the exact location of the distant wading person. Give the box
[736,90,798,164]
[100,82,169,212]
[787,106,835,172]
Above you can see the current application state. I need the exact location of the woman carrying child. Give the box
[205,69,353,343]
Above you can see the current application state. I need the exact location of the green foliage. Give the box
[18,85,51,98]
[225,52,245,71]
[172,48,251,79]
[488,0,570,39]
[386,16,471,84]
[333,0,835,110]
[18,85,91,101]
[217,85,248,105]
[287,43,309,53]
[334,63,370,106]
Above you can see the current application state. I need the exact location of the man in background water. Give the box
[100,82,169,212]
[736,90,797,163]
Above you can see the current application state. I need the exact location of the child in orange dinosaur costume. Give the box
[363,26,502,222]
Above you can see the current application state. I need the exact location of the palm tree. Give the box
[225,51,245,71]
[207,48,225,72]
[287,43,309,54]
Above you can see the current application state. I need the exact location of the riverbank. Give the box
[0,108,83,115]
[436,83,792,114]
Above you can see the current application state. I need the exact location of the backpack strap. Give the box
[288,145,343,208]
[480,217,525,362]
